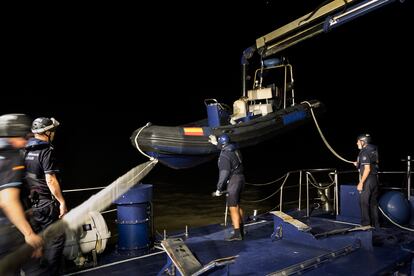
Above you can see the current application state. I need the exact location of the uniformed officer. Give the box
[354,133,380,228]
[24,117,67,275]
[0,113,43,272]
[210,134,245,241]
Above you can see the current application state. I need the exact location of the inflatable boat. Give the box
[131,99,323,169]
[131,59,324,169]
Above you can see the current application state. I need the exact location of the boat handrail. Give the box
[335,170,413,175]
[204,98,229,111]
[60,170,411,194]
[304,168,336,173]
[251,63,295,110]
[247,168,338,217]
[62,186,115,214]
[245,166,413,219]
[63,186,106,193]
[280,168,412,217]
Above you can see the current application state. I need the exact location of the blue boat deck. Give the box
[63,212,414,275]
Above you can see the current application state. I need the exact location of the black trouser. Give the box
[23,200,65,276]
[359,175,380,228]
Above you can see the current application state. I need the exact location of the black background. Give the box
[3,1,413,191]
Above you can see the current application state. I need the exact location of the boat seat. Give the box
[247,87,274,116]
[204,99,230,127]
[159,237,238,276]
[248,103,273,116]
[247,87,273,101]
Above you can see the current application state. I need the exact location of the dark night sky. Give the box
[3,1,414,190]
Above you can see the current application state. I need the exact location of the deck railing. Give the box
[271,166,413,218]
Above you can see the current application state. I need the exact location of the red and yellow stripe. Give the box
[183,127,204,136]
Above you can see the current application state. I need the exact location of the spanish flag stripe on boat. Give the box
[183,127,204,136]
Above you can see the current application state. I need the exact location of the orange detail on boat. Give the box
[183,127,204,136]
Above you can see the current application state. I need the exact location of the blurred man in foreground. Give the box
[0,113,43,274]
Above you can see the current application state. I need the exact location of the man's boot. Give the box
[226,228,243,241]
[240,223,246,238]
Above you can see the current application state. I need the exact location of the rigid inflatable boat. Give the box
[131,60,324,169]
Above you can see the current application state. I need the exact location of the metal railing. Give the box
[272,166,413,218]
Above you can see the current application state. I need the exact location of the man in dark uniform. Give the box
[354,133,380,228]
[24,117,67,275]
[0,113,43,273]
[210,134,245,241]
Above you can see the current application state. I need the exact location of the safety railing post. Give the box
[298,170,302,211]
[306,172,310,217]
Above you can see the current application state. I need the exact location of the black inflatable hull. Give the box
[131,100,324,169]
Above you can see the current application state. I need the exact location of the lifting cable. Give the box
[302,101,353,164]
[302,101,414,231]
[378,206,414,232]
[245,99,352,187]
[243,100,353,204]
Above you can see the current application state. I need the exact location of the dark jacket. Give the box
[357,144,379,176]
[24,138,60,198]
[216,143,243,191]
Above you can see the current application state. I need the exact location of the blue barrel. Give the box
[114,184,153,250]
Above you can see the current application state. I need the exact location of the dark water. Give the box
[63,127,352,237]
[150,174,278,233]
[62,126,355,238]
[64,158,286,236]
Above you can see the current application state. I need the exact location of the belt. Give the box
[38,195,54,200]
[30,190,54,202]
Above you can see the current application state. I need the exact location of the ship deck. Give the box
[63,212,414,276]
